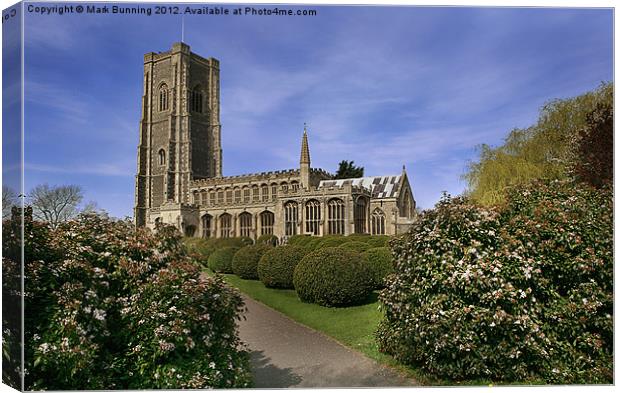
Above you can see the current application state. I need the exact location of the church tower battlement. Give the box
[134,42,222,227]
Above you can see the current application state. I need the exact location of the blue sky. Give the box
[18,4,613,218]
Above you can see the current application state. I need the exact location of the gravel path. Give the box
[236,294,417,388]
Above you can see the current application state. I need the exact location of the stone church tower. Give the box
[134,42,222,227]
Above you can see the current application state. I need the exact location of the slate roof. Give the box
[317,175,402,199]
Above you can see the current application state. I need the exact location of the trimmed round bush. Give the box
[293,247,374,307]
[207,246,240,273]
[338,240,372,253]
[232,244,272,279]
[362,247,394,289]
[377,180,612,383]
[366,235,390,248]
[317,236,349,249]
[303,237,324,251]
[258,245,309,289]
[288,235,312,246]
[257,234,278,247]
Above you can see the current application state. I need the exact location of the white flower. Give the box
[93,309,106,321]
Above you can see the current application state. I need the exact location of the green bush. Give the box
[338,240,372,253]
[208,246,240,273]
[258,245,310,289]
[316,236,350,249]
[366,235,390,248]
[183,238,214,266]
[15,213,251,390]
[362,247,394,289]
[287,235,312,246]
[377,180,612,383]
[257,234,278,247]
[232,244,273,280]
[303,237,324,251]
[293,247,374,307]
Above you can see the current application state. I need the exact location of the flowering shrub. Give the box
[18,214,251,390]
[257,245,309,289]
[207,247,240,273]
[293,247,374,307]
[232,244,272,280]
[361,247,394,289]
[377,181,612,383]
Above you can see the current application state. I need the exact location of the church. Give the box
[134,42,417,240]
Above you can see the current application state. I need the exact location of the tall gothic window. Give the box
[217,190,224,205]
[252,185,259,202]
[328,198,345,235]
[190,86,203,113]
[201,190,208,205]
[260,211,274,235]
[305,200,321,235]
[202,214,212,238]
[354,197,368,234]
[243,187,250,203]
[261,184,269,202]
[271,184,278,201]
[234,188,241,203]
[210,191,216,206]
[371,208,386,235]
[158,149,166,166]
[239,212,252,238]
[225,189,233,204]
[158,84,169,111]
[220,213,232,238]
[284,201,298,236]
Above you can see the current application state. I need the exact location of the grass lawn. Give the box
[206,269,441,385]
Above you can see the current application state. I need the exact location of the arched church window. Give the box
[252,185,259,202]
[234,188,241,204]
[291,181,299,192]
[260,211,274,235]
[158,149,166,166]
[220,213,232,238]
[239,212,252,238]
[284,201,298,236]
[261,184,269,202]
[225,189,233,204]
[327,198,345,235]
[243,187,250,203]
[158,84,169,111]
[202,214,212,238]
[281,182,288,193]
[191,86,203,113]
[354,197,368,234]
[271,183,278,201]
[305,199,321,235]
[371,208,386,235]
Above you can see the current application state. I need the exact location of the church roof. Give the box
[317,175,402,198]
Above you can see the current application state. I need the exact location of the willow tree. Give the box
[464,82,613,206]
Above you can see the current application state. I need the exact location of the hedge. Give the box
[232,244,273,280]
[257,245,310,289]
[207,246,240,273]
[362,247,394,289]
[293,247,374,307]
[256,234,278,247]
[338,240,372,253]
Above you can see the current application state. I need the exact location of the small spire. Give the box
[300,124,310,165]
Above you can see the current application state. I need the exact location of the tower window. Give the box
[191,87,203,113]
[158,84,169,112]
[158,149,166,166]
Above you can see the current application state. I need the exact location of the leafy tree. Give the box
[29,184,83,229]
[2,186,18,219]
[334,160,364,179]
[571,100,613,188]
[463,82,613,205]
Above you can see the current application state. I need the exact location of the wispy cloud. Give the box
[25,162,134,177]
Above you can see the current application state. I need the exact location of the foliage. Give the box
[257,245,309,289]
[338,240,372,253]
[362,247,394,289]
[207,247,240,274]
[316,236,349,249]
[256,234,278,247]
[463,82,612,205]
[303,236,325,251]
[334,160,364,179]
[377,181,612,383]
[186,237,253,265]
[14,213,251,389]
[366,235,390,248]
[2,186,18,219]
[232,244,272,280]
[571,100,613,188]
[287,235,313,247]
[29,184,84,229]
[293,248,374,307]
